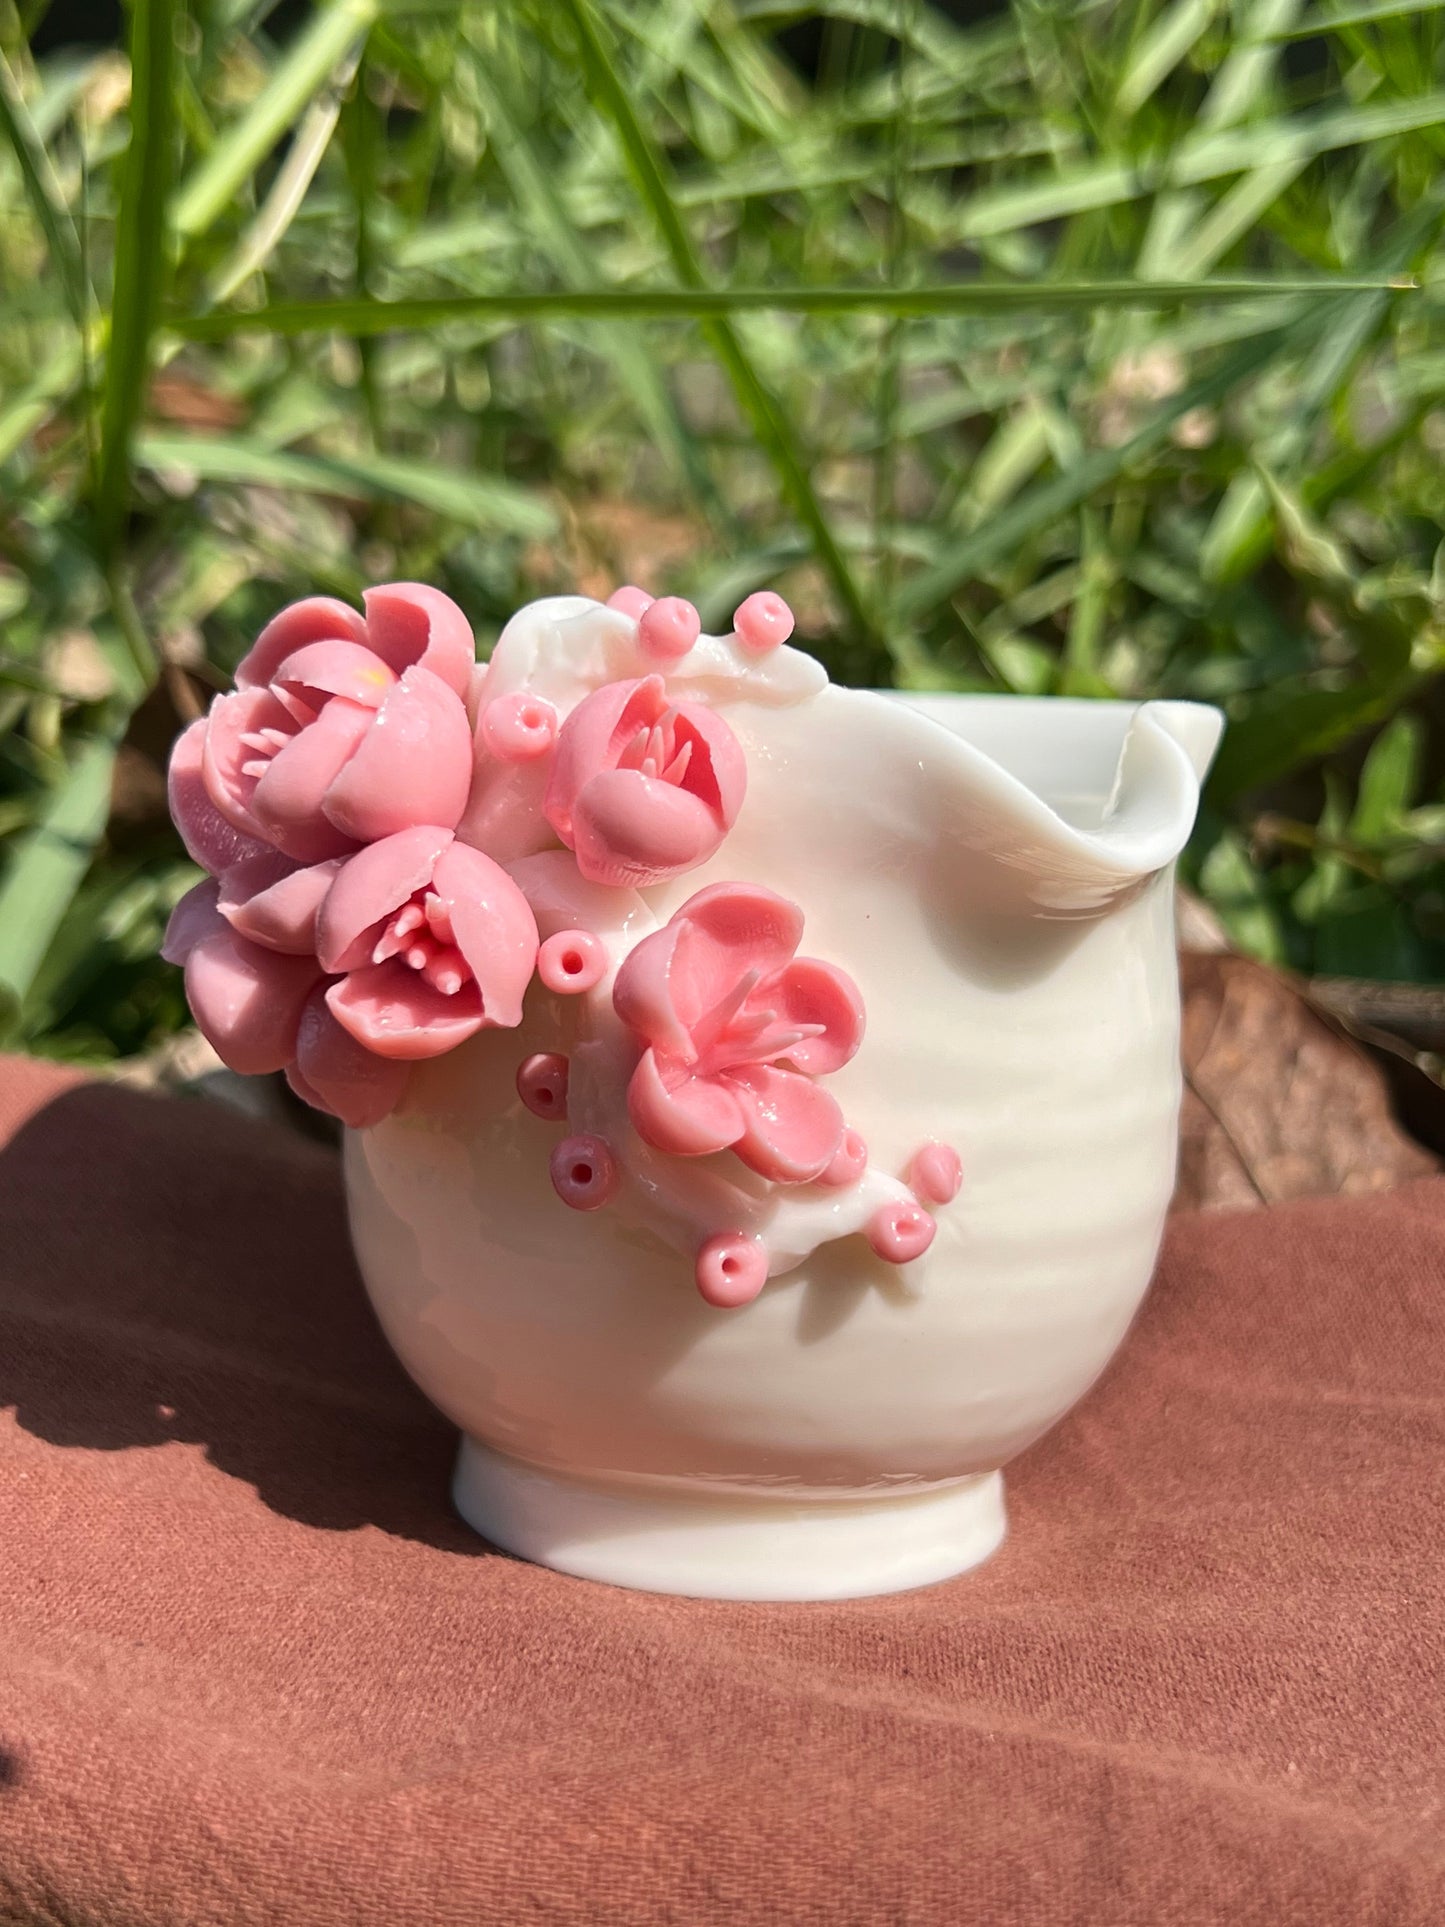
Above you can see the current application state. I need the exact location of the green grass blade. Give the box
[1165,159,1309,278]
[1351,713,1422,838]
[1140,0,1300,276]
[1270,0,1445,35]
[958,87,1445,242]
[556,0,877,645]
[1196,0,1301,129]
[171,0,378,240]
[895,320,1294,626]
[25,48,110,142]
[394,126,1060,250]
[1059,508,1114,693]
[1200,192,1445,582]
[0,725,120,1030]
[1208,677,1421,800]
[133,432,558,535]
[464,38,726,520]
[169,276,1411,339]
[1196,829,1288,963]
[1116,0,1219,115]
[950,402,1050,531]
[205,43,363,305]
[0,340,82,466]
[95,0,179,562]
[735,0,978,66]
[0,45,88,329]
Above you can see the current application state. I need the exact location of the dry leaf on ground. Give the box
[1174,950,1439,1212]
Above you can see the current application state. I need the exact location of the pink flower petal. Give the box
[272,638,399,712]
[613,889,801,1062]
[325,961,486,1060]
[674,883,804,982]
[544,678,743,887]
[219,854,343,955]
[544,677,648,843]
[168,720,274,873]
[248,697,371,862]
[627,1049,745,1158]
[668,700,746,825]
[570,768,727,888]
[723,1062,845,1183]
[184,930,320,1074]
[766,957,866,1075]
[612,920,695,1061]
[667,883,806,1042]
[284,1060,331,1115]
[434,840,540,1030]
[236,596,370,691]
[316,826,453,973]
[200,688,294,841]
[320,664,472,843]
[291,988,410,1127]
[362,583,475,698]
[162,878,223,964]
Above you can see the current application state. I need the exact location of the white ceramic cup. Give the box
[346,679,1222,1599]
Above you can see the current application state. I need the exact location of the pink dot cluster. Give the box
[603,586,797,663]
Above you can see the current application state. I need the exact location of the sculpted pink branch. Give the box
[164,581,963,1305]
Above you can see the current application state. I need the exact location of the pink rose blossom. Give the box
[162,824,539,1119]
[174,584,475,866]
[285,985,413,1127]
[612,883,864,1184]
[544,675,746,889]
[168,715,275,876]
[162,881,406,1125]
[315,826,539,1057]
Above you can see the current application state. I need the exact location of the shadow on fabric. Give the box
[0,1078,484,1555]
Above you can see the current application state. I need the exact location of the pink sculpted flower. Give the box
[173,584,475,866]
[163,826,539,1121]
[162,881,408,1127]
[315,826,539,1056]
[544,675,745,889]
[612,883,865,1183]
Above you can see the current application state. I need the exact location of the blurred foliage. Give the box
[1,0,1445,1064]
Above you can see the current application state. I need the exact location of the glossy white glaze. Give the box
[345,643,1221,1599]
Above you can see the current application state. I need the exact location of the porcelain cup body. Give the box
[345,689,1221,1598]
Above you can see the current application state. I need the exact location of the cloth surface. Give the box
[0,1052,1441,1927]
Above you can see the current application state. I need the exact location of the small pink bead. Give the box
[550,1134,618,1212]
[517,1052,569,1121]
[866,1202,937,1265]
[637,596,700,663]
[480,692,558,763]
[537,928,606,995]
[733,590,795,654]
[818,1128,868,1188]
[908,1141,963,1206]
[695,1232,769,1308]
[606,585,655,619]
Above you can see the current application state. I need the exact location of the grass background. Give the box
[1,0,1443,1067]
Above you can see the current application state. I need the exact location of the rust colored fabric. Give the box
[0,1052,1442,1927]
